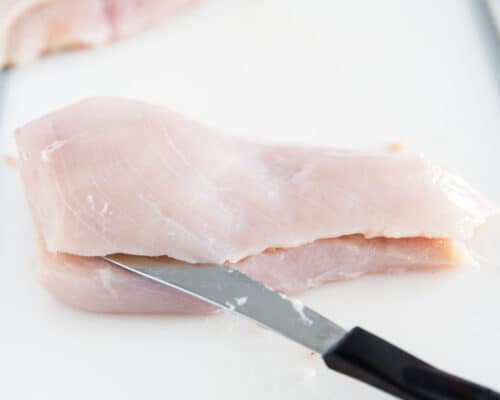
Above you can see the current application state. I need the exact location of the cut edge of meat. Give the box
[36,235,472,314]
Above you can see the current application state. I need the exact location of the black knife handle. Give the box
[323,327,500,400]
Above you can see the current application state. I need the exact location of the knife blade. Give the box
[104,254,345,353]
[104,254,500,400]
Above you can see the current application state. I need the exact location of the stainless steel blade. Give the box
[104,254,346,354]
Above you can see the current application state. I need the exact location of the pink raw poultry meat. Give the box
[38,235,464,313]
[0,0,199,67]
[15,98,494,313]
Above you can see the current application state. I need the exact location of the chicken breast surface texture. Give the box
[0,0,199,67]
[16,98,494,313]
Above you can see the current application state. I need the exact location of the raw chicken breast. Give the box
[38,235,464,313]
[16,98,493,264]
[15,97,494,313]
[0,0,199,67]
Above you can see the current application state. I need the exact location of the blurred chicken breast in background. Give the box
[0,0,200,68]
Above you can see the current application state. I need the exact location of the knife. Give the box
[104,254,500,400]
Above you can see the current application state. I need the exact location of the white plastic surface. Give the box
[1,1,500,399]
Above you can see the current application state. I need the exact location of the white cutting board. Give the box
[1,1,500,399]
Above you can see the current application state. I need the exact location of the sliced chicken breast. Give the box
[38,235,465,313]
[16,98,493,263]
[15,97,494,313]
